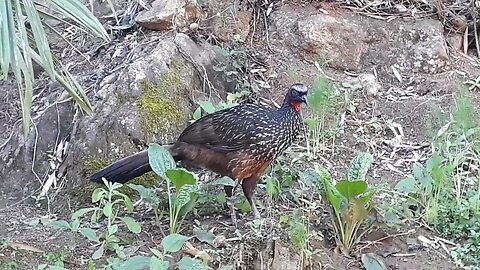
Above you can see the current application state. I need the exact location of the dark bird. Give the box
[90,83,308,225]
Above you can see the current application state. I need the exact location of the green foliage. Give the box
[147,143,199,234]
[315,152,377,254]
[303,76,342,159]
[464,75,480,91]
[48,179,141,260]
[192,91,249,121]
[212,38,258,93]
[0,0,109,136]
[395,90,480,268]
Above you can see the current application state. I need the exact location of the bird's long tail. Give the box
[89,150,152,184]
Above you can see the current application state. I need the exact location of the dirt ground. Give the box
[1,1,480,269]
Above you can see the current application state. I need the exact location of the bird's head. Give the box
[283,83,308,112]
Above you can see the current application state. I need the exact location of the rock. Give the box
[0,33,226,198]
[446,33,463,52]
[135,0,204,31]
[296,14,370,71]
[203,0,252,42]
[358,73,381,98]
[271,5,449,74]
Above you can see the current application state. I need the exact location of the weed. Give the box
[315,152,377,255]
[464,75,480,91]
[395,89,480,268]
[48,180,141,260]
[212,38,258,93]
[146,143,199,234]
[303,76,342,159]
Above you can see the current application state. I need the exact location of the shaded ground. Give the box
[2,0,480,269]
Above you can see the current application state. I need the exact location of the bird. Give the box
[90,83,308,226]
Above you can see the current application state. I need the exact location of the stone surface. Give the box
[135,0,204,31]
[203,0,253,42]
[271,6,449,74]
[0,33,226,197]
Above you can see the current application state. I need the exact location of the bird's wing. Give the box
[177,104,270,152]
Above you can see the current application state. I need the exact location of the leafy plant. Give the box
[464,75,480,91]
[192,91,249,121]
[395,90,480,268]
[212,37,258,94]
[147,143,199,234]
[315,152,377,255]
[0,0,109,136]
[48,179,141,259]
[303,76,341,159]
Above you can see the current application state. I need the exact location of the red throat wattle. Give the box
[291,102,302,112]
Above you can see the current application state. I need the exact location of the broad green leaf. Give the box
[148,143,176,177]
[346,152,373,181]
[177,257,207,270]
[336,180,368,200]
[161,234,189,253]
[103,202,113,217]
[149,248,163,259]
[395,176,416,193]
[92,242,104,259]
[193,228,216,245]
[150,257,169,270]
[175,184,198,210]
[128,183,160,204]
[361,253,387,270]
[237,198,251,213]
[212,176,236,186]
[358,189,377,205]
[119,255,151,270]
[193,107,202,120]
[71,218,80,231]
[48,220,71,230]
[91,188,106,203]
[166,168,197,191]
[108,224,118,236]
[344,198,369,224]
[120,217,142,234]
[80,228,99,242]
[197,101,216,114]
[412,162,425,181]
[317,166,344,212]
[72,207,96,220]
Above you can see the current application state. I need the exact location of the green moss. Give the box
[83,158,109,175]
[137,60,191,135]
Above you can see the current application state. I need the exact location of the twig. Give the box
[358,229,415,253]
[472,0,480,57]
[0,119,21,149]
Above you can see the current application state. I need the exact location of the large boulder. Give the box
[270,5,449,74]
[0,33,225,199]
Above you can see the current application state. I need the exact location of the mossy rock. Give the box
[137,60,192,137]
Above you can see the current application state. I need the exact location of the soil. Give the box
[1,1,479,269]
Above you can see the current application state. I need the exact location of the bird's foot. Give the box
[227,197,238,228]
[251,204,261,220]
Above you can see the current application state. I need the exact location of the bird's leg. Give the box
[223,185,238,227]
[242,178,261,219]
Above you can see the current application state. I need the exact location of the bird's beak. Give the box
[301,95,308,105]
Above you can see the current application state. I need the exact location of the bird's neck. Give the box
[281,99,302,112]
